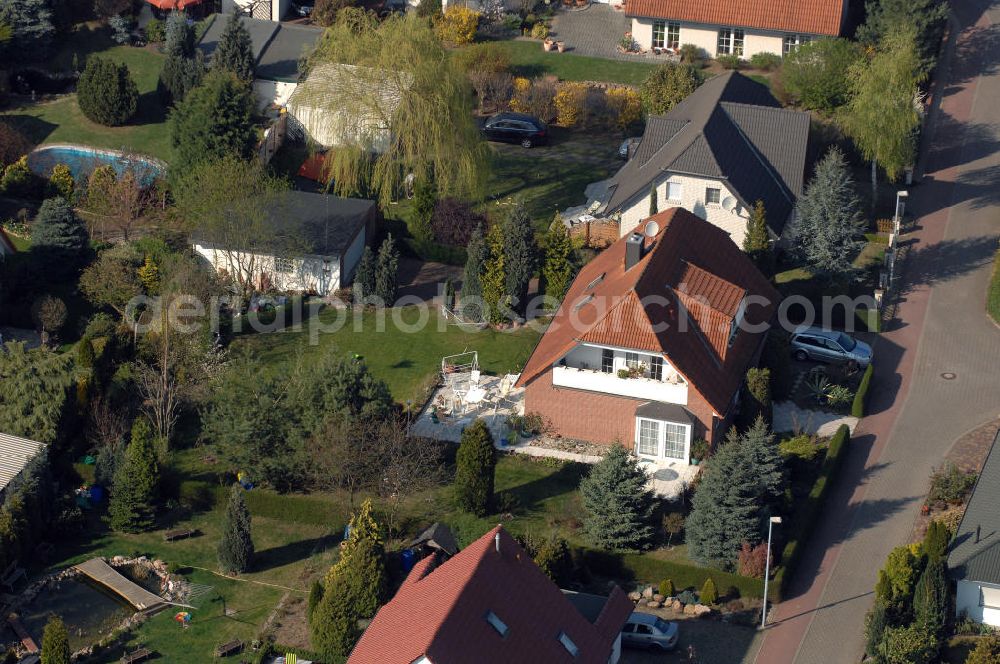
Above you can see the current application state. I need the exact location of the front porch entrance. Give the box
[633,401,694,464]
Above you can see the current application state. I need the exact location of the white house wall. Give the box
[193,242,343,295]
[555,344,689,404]
[341,225,367,285]
[617,173,750,246]
[226,0,289,20]
[630,19,810,59]
[286,104,393,153]
[254,80,298,111]
[955,579,1000,627]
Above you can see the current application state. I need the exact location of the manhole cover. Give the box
[941,372,957,380]
[653,469,680,481]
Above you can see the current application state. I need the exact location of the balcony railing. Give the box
[552,364,688,404]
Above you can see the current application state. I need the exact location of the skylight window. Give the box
[486,611,509,637]
[586,273,606,290]
[558,632,579,657]
[574,295,594,311]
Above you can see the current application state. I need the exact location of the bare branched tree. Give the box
[84,151,162,241]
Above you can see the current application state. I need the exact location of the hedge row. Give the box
[177,481,346,527]
[851,363,875,417]
[579,547,765,599]
[775,423,851,599]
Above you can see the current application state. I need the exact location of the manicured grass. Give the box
[9,234,31,252]
[988,249,1000,325]
[1,25,171,160]
[495,40,657,85]
[231,306,543,405]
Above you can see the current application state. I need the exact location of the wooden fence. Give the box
[568,217,620,249]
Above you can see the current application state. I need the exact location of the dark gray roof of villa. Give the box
[409,522,460,556]
[604,71,810,235]
[948,431,1000,585]
[197,14,321,83]
[268,192,373,256]
[634,401,694,425]
[562,590,617,624]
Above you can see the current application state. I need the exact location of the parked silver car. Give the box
[790,327,873,368]
[620,612,679,652]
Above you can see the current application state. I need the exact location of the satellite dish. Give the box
[721,196,737,212]
[643,220,660,238]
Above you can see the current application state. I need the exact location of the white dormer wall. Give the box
[552,343,689,404]
[617,172,750,247]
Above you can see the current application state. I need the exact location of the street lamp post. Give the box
[760,516,782,629]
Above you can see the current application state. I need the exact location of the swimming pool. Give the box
[27,144,165,186]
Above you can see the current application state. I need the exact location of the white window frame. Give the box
[650,356,664,381]
[274,256,294,274]
[635,417,692,461]
[601,348,614,374]
[666,181,682,202]
[705,187,722,206]
[624,351,641,369]
[651,20,666,49]
[783,34,810,56]
[717,27,744,56]
[666,21,680,50]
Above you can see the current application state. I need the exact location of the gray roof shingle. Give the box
[948,431,1000,585]
[603,71,810,235]
[197,14,321,83]
[268,192,374,256]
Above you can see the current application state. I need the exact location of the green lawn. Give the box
[988,249,1000,325]
[1,25,171,161]
[232,306,543,405]
[495,40,657,85]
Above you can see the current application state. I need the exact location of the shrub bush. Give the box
[554,82,589,127]
[416,0,442,18]
[700,577,718,604]
[737,541,769,578]
[313,0,353,27]
[658,579,674,597]
[605,86,642,130]
[47,164,74,200]
[435,6,480,46]
[432,198,486,247]
[1,156,43,199]
[77,57,138,127]
[780,38,861,113]
[678,43,701,64]
[109,14,131,44]
[530,22,549,40]
[468,70,513,114]
[851,362,874,417]
[453,42,510,74]
[510,77,557,122]
[717,54,743,70]
[928,462,977,505]
[749,52,782,71]
[586,550,766,598]
[144,17,165,42]
[639,62,702,115]
[779,434,819,461]
[677,589,698,605]
[776,424,850,598]
[0,121,33,169]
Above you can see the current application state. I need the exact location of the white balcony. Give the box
[551,364,688,404]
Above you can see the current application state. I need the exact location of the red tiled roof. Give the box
[625,0,846,37]
[348,526,633,664]
[515,208,779,416]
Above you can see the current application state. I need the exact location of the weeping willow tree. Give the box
[301,10,488,205]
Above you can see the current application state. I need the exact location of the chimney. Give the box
[495,531,501,554]
[976,525,981,544]
[625,233,644,271]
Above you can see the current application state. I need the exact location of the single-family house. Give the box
[225,0,291,22]
[585,71,810,247]
[948,430,1000,627]
[286,63,410,152]
[197,13,322,110]
[515,207,778,463]
[348,525,633,664]
[0,432,46,501]
[192,191,377,296]
[625,0,848,59]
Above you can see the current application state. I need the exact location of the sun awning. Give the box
[145,0,203,9]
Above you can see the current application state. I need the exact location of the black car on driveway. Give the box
[482,112,548,148]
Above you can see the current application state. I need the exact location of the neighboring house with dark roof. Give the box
[948,430,1000,627]
[197,12,322,109]
[586,72,810,247]
[192,191,377,296]
[0,432,46,500]
[515,207,778,461]
[348,525,633,664]
[626,0,848,59]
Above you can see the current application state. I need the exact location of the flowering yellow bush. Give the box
[435,6,480,46]
[48,163,75,200]
[509,77,532,112]
[605,86,642,130]
[554,82,589,127]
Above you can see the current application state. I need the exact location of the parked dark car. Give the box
[293,0,314,16]
[482,112,548,148]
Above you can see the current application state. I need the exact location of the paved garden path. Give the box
[752,1,1000,662]
[549,4,666,63]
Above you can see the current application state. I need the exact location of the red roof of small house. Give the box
[145,0,202,9]
[625,0,846,37]
[516,208,779,416]
[348,525,633,664]
[297,152,328,182]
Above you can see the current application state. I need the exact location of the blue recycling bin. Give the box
[401,548,416,572]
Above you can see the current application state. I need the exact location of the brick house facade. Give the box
[516,208,778,462]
